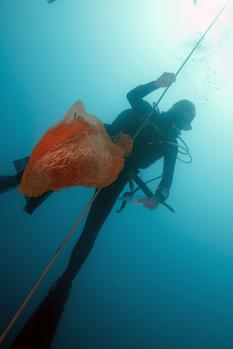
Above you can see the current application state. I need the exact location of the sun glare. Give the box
[192,0,231,31]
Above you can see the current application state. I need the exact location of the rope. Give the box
[132,0,230,142]
[0,188,101,345]
[0,1,230,344]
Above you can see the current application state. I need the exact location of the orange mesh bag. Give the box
[19,101,132,197]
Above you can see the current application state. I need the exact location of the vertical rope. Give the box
[133,0,230,141]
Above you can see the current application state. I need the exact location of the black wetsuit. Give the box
[62,81,178,279]
[6,82,179,349]
[1,81,178,275]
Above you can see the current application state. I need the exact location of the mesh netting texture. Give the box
[19,101,132,197]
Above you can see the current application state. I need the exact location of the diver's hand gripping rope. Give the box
[132,0,231,142]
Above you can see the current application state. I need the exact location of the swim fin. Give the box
[13,157,30,174]
[13,156,53,214]
[24,191,53,215]
[0,175,20,193]
[0,157,28,193]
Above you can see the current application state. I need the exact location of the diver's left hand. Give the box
[141,195,160,210]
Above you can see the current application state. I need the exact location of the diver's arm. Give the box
[156,143,178,202]
[127,81,158,109]
[127,72,176,109]
[142,144,177,210]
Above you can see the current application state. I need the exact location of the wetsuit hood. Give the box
[164,100,196,131]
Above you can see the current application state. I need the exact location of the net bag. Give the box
[19,101,132,197]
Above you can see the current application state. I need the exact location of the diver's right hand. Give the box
[155,72,176,88]
[138,195,160,210]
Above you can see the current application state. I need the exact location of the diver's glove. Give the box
[137,186,170,210]
[141,195,160,210]
[155,186,169,202]
[154,72,176,89]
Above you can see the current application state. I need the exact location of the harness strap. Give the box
[117,172,175,214]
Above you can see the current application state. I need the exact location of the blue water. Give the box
[1,1,233,348]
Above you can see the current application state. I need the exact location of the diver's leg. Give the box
[62,173,128,282]
[9,173,129,349]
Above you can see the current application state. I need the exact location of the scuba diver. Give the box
[61,72,196,282]
[0,71,196,220]
[0,72,196,216]
[3,72,196,349]
[0,71,196,278]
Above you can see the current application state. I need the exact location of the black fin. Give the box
[9,276,72,349]
[24,191,53,214]
[0,175,20,193]
[13,157,30,174]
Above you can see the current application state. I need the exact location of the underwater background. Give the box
[1,0,233,348]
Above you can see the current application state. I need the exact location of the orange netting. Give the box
[19,101,132,197]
